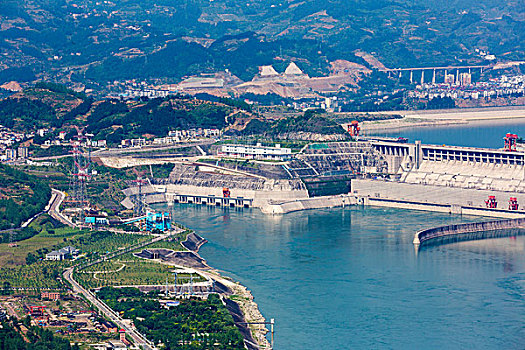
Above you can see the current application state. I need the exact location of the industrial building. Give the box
[218,143,292,160]
[123,211,171,232]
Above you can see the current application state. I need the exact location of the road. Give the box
[63,267,155,350]
[63,229,182,349]
[48,185,182,349]
[1,188,68,235]
[48,189,76,227]
[94,140,215,157]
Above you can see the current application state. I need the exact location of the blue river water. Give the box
[165,204,525,349]
[369,118,525,148]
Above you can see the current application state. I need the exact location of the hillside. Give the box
[0,0,522,88]
[228,109,351,141]
[0,85,249,143]
[0,164,51,230]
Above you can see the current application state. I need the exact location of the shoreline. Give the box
[181,232,271,350]
[358,106,525,133]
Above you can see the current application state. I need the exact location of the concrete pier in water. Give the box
[413,217,525,246]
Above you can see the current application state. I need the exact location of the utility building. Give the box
[219,143,292,160]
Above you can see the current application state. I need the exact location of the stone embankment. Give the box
[414,217,525,246]
[181,232,208,252]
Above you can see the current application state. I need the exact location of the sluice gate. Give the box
[170,193,253,208]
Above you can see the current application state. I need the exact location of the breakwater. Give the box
[413,217,525,246]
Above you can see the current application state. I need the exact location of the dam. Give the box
[119,138,525,218]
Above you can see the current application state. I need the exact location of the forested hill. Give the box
[0,320,77,350]
[0,0,522,85]
[0,85,250,143]
[0,164,51,230]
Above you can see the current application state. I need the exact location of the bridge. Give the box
[379,65,491,72]
[378,65,492,84]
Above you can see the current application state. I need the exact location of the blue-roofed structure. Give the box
[123,211,171,232]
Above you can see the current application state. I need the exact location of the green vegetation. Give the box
[0,86,242,144]
[76,257,205,289]
[271,109,347,136]
[0,262,64,291]
[86,97,232,142]
[0,216,150,290]
[2,0,522,86]
[0,98,55,130]
[0,320,78,350]
[74,228,191,289]
[98,287,244,350]
[235,109,349,138]
[0,227,39,245]
[0,225,82,267]
[0,164,51,230]
[0,86,83,131]
[34,82,87,100]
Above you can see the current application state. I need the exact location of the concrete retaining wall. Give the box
[414,217,525,245]
[365,197,525,219]
[260,195,356,214]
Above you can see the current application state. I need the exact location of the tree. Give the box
[1,281,12,296]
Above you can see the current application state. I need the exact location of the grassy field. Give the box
[76,257,205,289]
[0,217,153,290]
[0,227,83,266]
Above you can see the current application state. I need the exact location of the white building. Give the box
[45,246,79,261]
[5,149,17,160]
[45,251,65,261]
[219,143,292,160]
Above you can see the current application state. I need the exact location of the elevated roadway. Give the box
[379,64,490,72]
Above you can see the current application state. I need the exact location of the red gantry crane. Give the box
[504,133,518,152]
[509,197,519,210]
[347,120,360,137]
[485,195,497,208]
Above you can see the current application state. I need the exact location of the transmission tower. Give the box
[67,127,92,224]
[131,168,148,216]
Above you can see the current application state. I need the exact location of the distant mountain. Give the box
[0,0,523,87]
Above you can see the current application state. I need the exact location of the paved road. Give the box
[95,140,215,157]
[63,229,181,349]
[63,267,155,350]
[48,189,76,227]
[1,189,66,236]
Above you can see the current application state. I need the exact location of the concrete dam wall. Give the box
[413,218,525,246]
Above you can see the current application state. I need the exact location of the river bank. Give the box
[180,232,271,350]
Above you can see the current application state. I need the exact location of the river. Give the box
[368,118,525,148]
[160,120,525,349]
[164,204,525,349]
